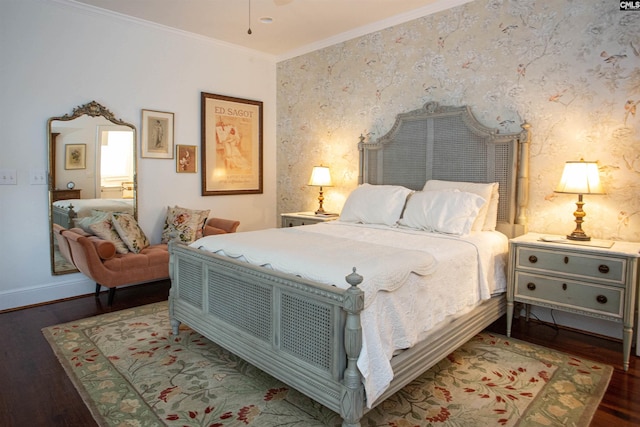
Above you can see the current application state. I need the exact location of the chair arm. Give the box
[204,217,240,235]
[86,236,116,260]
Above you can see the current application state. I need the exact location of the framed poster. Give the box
[201,92,263,195]
[64,144,86,170]
[141,109,174,159]
[176,144,197,173]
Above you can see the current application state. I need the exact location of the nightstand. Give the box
[280,212,338,228]
[506,232,640,371]
[52,188,81,201]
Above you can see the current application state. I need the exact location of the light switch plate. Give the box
[0,169,17,185]
[30,169,47,185]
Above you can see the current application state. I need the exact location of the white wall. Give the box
[0,0,277,310]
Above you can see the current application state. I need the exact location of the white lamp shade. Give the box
[555,160,604,195]
[308,166,333,187]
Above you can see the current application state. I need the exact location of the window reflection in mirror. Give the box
[98,128,134,198]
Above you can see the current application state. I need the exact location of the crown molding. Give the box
[52,0,277,62]
[276,0,473,62]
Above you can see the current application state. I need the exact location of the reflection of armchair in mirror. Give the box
[48,101,137,275]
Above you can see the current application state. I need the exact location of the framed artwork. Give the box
[141,109,174,159]
[176,145,197,173]
[64,144,86,170]
[201,92,263,195]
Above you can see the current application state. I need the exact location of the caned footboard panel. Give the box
[52,205,75,229]
[168,242,359,414]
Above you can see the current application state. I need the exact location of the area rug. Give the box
[42,302,612,427]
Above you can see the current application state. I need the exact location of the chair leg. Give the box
[95,283,101,298]
[107,288,116,306]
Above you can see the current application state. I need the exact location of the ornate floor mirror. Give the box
[48,101,137,275]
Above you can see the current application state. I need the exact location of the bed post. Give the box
[357,134,366,185]
[516,122,531,233]
[167,242,181,336]
[340,268,365,427]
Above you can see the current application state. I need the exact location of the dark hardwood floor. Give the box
[0,282,638,426]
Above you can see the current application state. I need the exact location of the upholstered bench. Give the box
[56,217,240,305]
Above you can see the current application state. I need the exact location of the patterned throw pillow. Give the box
[76,210,116,235]
[88,215,130,254]
[161,206,210,244]
[111,212,150,254]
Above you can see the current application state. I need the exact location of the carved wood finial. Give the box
[345,267,363,288]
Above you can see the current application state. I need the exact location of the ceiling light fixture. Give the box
[247,0,252,35]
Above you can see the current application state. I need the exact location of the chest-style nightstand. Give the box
[280,212,338,228]
[52,188,81,201]
[506,232,640,371]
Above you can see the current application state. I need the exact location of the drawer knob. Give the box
[596,295,608,304]
[527,282,536,291]
[562,283,567,291]
[564,256,569,264]
[528,255,538,263]
[598,265,610,274]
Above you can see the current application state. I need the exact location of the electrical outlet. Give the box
[0,169,17,185]
[30,169,47,185]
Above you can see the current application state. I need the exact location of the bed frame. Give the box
[168,102,531,426]
[52,204,78,229]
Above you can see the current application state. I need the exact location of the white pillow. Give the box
[339,183,413,226]
[399,190,486,235]
[423,180,499,231]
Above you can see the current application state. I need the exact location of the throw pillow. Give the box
[89,215,130,254]
[423,180,499,231]
[75,210,114,235]
[339,184,413,226]
[161,206,210,244]
[111,212,150,254]
[399,190,486,235]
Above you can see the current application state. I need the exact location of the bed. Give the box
[52,198,134,229]
[168,102,531,426]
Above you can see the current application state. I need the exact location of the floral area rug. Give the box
[42,301,612,427]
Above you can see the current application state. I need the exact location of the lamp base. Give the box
[315,186,326,215]
[566,230,591,241]
[566,193,591,241]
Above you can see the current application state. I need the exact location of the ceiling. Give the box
[71,0,468,60]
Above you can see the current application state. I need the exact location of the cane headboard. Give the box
[358,102,531,237]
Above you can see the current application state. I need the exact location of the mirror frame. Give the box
[48,101,137,275]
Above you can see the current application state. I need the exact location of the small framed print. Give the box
[176,145,197,173]
[64,144,86,170]
[141,109,174,159]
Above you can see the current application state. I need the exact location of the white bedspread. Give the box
[191,222,508,406]
[193,226,437,308]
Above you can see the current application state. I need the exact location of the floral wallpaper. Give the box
[277,0,640,242]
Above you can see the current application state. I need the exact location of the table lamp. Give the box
[308,165,333,214]
[554,159,604,241]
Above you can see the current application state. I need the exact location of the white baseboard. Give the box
[0,276,94,311]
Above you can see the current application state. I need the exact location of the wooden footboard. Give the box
[52,204,77,229]
[168,242,366,426]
